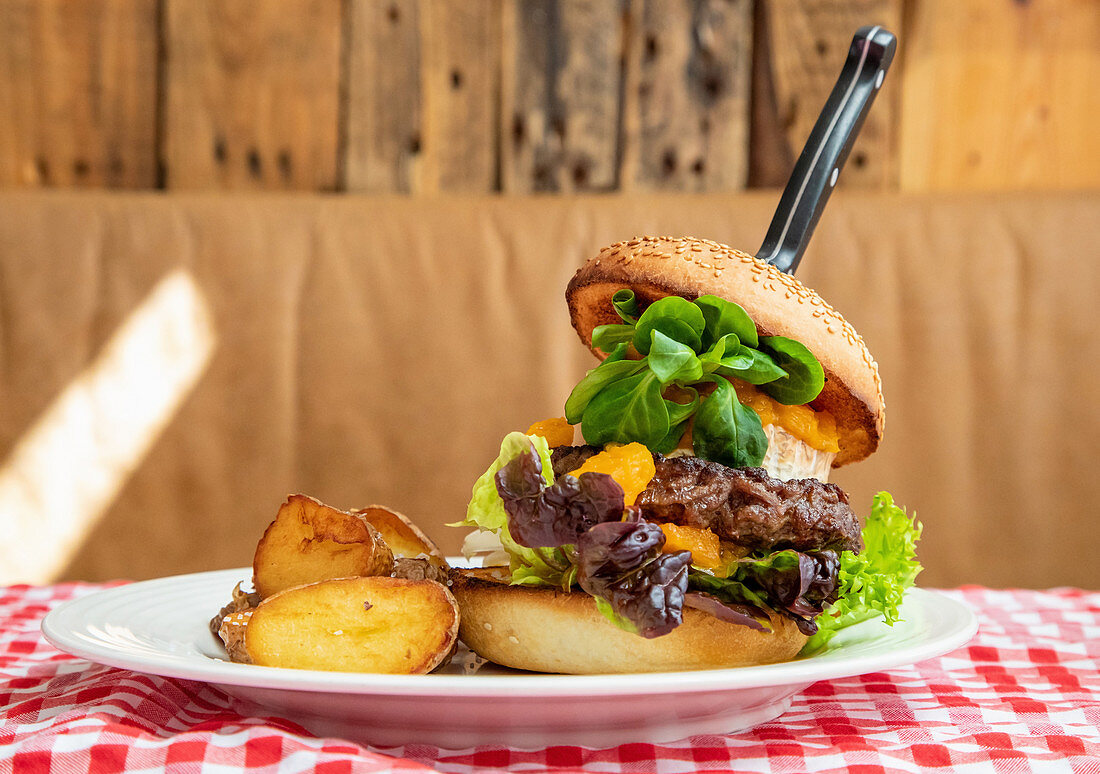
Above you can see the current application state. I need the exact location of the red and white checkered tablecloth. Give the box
[2,584,1098,773]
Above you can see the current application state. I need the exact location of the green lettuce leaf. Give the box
[689,570,772,612]
[594,595,639,634]
[458,432,573,588]
[461,431,552,531]
[801,491,923,655]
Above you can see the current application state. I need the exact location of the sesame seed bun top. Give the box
[566,236,884,467]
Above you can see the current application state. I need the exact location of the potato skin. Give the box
[353,505,448,567]
[244,576,460,673]
[210,581,261,638]
[253,494,394,599]
[219,610,254,664]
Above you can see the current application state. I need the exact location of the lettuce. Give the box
[687,549,838,635]
[457,432,573,588]
[461,441,922,645]
[594,596,639,634]
[801,491,923,655]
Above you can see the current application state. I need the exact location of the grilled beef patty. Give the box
[550,445,861,554]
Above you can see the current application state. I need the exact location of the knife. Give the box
[757,26,897,275]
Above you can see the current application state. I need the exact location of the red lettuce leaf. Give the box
[495,445,625,548]
[574,517,664,580]
[684,592,768,632]
[577,527,692,639]
[736,549,840,620]
[689,548,841,636]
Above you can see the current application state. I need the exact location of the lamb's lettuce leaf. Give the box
[565,289,825,467]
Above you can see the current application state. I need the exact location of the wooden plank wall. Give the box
[0,0,159,188]
[345,0,421,193]
[899,0,1100,191]
[751,0,901,189]
[501,0,624,193]
[621,0,754,192]
[0,0,1096,193]
[162,0,343,191]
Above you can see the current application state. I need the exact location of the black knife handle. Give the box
[758,26,896,274]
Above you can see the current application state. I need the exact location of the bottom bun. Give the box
[449,567,808,674]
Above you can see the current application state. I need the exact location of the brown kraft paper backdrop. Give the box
[0,191,1096,588]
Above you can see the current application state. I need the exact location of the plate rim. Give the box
[41,567,978,698]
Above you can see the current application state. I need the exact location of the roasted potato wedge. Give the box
[253,495,394,598]
[244,576,459,673]
[353,505,448,567]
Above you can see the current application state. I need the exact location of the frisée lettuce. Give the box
[800,491,922,654]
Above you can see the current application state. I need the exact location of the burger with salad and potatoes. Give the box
[451,236,921,674]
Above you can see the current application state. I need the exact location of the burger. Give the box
[451,236,921,674]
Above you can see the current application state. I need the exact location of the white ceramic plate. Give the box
[42,567,977,748]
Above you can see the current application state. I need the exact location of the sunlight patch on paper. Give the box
[0,270,215,584]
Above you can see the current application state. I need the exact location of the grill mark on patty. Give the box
[550,445,861,554]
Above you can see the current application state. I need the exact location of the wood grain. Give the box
[345,0,422,193]
[501,0,625,193]
[0,0,158,188]
[419,0,500,193]
[747,0,793,187]
[752,0,901,190]
[4,0,1098,194]
[899,0,1100,191]
[621,0,752,192]
[162,0,342,190]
